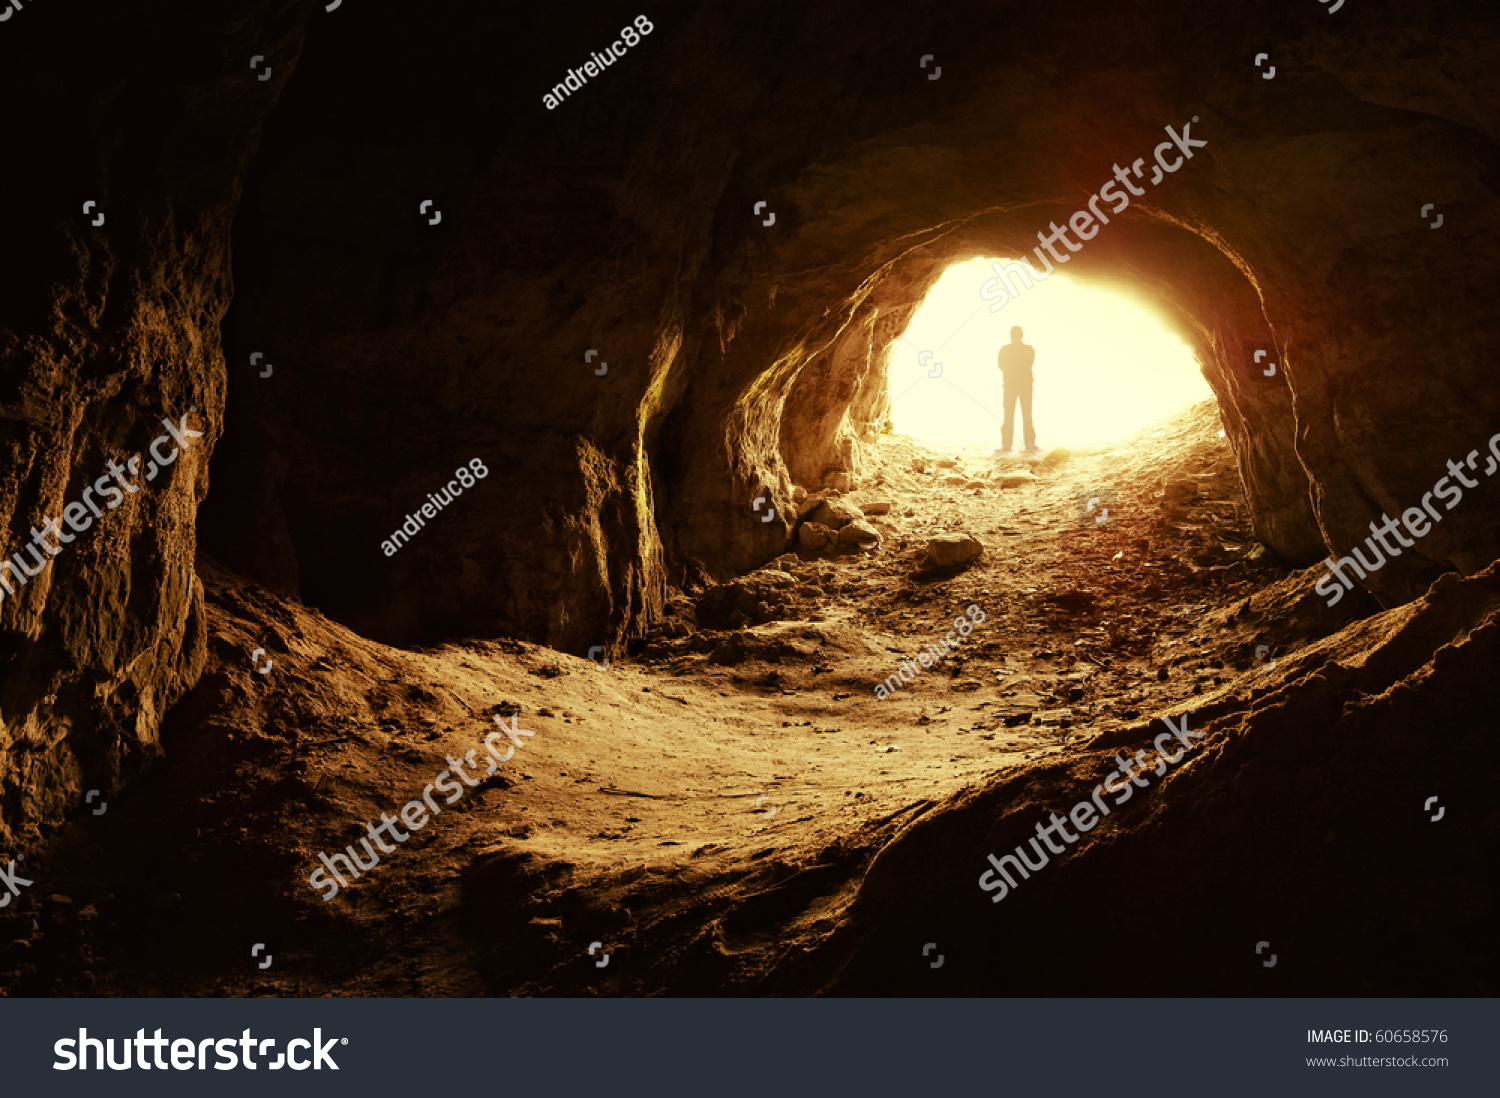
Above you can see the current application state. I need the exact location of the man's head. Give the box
[1010,326,1024,344]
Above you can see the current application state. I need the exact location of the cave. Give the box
[0,0,1496,999]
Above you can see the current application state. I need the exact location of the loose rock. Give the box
[797,521,839,555]
[837,520,882,550]
[806,498,864,529]
[925,534,983,568]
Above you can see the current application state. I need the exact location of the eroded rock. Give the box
[797,522,840,556]
[695,574,795,629]
[838,520,882,550]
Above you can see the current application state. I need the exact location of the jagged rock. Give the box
[797,522,840,555]
[837,520,882,549]
[796,495,826,520]
[695,574,794,628]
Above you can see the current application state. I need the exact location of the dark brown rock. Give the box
[925,535,984,569]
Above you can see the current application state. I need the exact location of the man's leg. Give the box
[1020,379,1036,450]
[1001,383,1016,450]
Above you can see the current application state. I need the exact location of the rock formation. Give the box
[0,0,1495,994]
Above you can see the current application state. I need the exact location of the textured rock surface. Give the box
[808,562,1500,995]
[838,520,882,549]
[195,0,1500,662]
[0,1,306,847]
[17,413,1487,998]
[925,534,983,569]
[796,522,838,556]
[805,497,863,530]
[695,572,795,629]
[4,0,1500,850]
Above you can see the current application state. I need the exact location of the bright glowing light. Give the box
[886,257,1210,450]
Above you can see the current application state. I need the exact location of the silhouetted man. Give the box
[997,326,1037,453]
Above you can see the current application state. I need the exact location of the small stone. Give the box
[837,520,882,549]
[996,472,1040,488]
[859,499,893,516]
[925,534,984,568]
[806,498,863,529]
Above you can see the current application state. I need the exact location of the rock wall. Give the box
[0,1,306,848]
[4,0,1498,843]
[202,0,1500,660]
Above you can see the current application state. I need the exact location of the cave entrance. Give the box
[886,257,1210,452]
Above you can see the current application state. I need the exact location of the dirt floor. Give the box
[4,400,1380,996]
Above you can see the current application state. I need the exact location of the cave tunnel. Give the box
[0,0,1497,1002]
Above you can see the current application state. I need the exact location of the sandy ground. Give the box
[6,400,1371,996]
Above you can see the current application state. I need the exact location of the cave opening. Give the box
[5,0,1497,1008]
[884,257,1211,452]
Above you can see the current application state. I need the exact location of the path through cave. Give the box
[8,404,1393,995]
[1,0,1497,1000]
